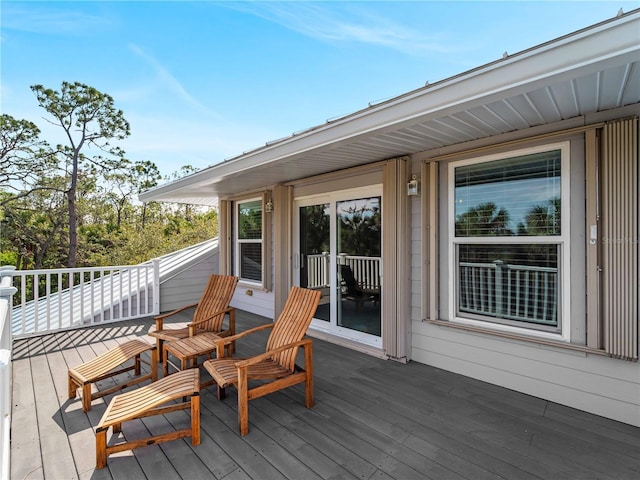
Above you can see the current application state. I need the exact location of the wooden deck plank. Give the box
[311,379,539,480]
[255,397,378,479]
[29,336,79,480]
[48,331,113,479]
[199,389,323,480]
[10,337,44,480]
[10,312,640,480]
[317,361,598,480]
[237,400,346,480]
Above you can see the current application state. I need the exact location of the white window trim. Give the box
[447,141,571,342]
[235,196,264,287]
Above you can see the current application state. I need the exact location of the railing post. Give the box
[322,252,330,288]
[493,260,504,316]
[0,266,17,480]
[152,259,161,315]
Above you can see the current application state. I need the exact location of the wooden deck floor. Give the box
[10,310,640,480]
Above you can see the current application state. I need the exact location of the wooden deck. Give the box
[11,310,640,480]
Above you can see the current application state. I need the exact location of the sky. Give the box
[2,0,639,180]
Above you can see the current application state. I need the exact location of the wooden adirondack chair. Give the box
[148,274,238,360]
[203,286,321,435]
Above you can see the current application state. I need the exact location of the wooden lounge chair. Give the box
[95,368,200,469]
[203,286,321,435]
[339,264,380,308]
[148,274,238,360]
[68,339,157,412]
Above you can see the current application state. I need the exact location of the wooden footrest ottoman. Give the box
[68,339,157,412]
[95,368,200,469]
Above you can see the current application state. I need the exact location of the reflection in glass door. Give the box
[299,204,330,321]
[337,197,381,337]
[296,191,382,345]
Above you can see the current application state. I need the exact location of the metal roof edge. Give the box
[140,9,639,204]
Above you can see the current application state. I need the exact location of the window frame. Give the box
[447,141,571,341]
[233,196,266,287]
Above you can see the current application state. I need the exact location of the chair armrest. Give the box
[154,303,198,331]
[235,338,312,368]
[214,322,274,357]
[188,307,235,335]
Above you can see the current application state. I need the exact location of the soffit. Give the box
[140,11,640,206]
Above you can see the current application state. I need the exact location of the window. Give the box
[449,143,570,339]
[235,198,263,283]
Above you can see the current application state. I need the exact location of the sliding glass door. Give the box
[295,187,382,346]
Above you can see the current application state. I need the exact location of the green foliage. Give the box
[455,202,513,237]
[1,82,218,271]
[300,204,330,254]
[517,198,561,236]
[30,82,131,267]
[337,198,381,257]
[237,200,262,240]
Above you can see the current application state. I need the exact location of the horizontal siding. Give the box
[411,320,640,427]
[159,253,218,313]
[407,113,640,428]
[231,285,275,319]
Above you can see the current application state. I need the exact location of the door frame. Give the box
[294,185,383,347]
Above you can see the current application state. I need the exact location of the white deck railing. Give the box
[459,260,558,325]
[0,267,17,479]
[10,260,160,338]
[305,253,381,290]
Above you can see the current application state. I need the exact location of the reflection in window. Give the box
[236,199,262,283]
[238,200,262,240]
[457,244,558,329]
[450,145,567,334]
[337,197,381,257]
[455,150,561,237]
[240,243,262,282]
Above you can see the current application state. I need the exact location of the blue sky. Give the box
[2,1,638,179]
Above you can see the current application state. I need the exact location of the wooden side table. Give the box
[163,332,223,387]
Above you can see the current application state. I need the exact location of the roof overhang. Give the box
[140,10,640,206]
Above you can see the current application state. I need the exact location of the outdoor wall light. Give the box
[265,198,274,213]
[407,174,420,196]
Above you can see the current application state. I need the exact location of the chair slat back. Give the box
[266,287,321,370]
[193,275,239,331]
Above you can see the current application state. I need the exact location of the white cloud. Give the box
[228,2,457,56]
[1,5,112,35]
[127,44,226,121]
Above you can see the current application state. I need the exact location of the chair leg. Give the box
[151,348,158,381]
[217,385,226,400]
[134,354,141,376]
[162,346,170,377]
[68,375,77,400]
[96,428,108,469]
[156,338,164,362]
[238,369,249,436]
[191,393,201,446]
[304,344,314,409]
[82,384,92,412]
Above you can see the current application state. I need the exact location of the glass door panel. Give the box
[336,197,382,336]
[299,203,330,321]
[295,187,382,346]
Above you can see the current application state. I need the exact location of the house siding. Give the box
[230,286,274,319]
[411,320,640,427]
[159,252,218,313]
[407,106,640,427]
